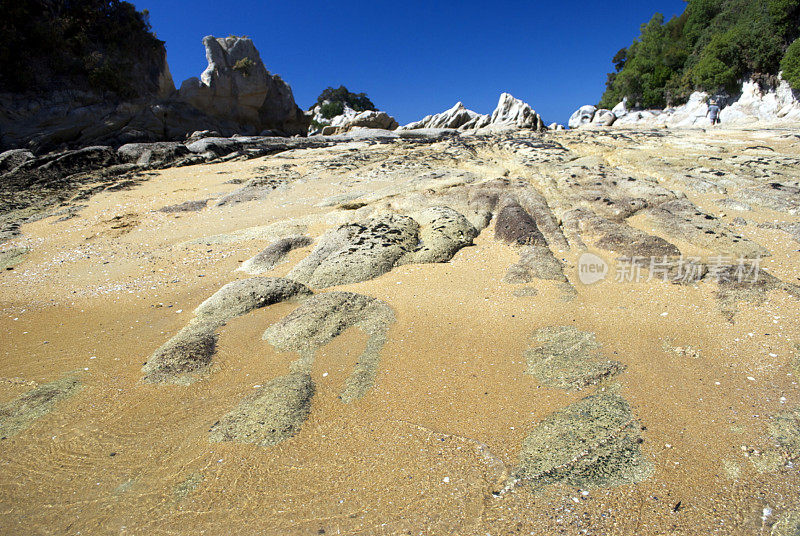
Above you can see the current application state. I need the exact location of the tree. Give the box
[781,38,800,89]
[314,86,376,112]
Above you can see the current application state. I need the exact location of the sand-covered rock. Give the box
[0,246,29,270]
[143,277,311,383]
[209,372,315,447]
[514,391,652,489]
[238,235,313,275]
[263,291,394,402]
[0,376,81,437]
[524,327,624,390]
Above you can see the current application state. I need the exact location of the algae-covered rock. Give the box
[238,235,313,275]
[399,206,477,264]
[0,247,29,270]
[263,291,394,402]
[514,391,652,489]
[143,277,311,384]
[714,266,800,322]
[209,372,314,447]
[494,202,547,247]
[0,376,81,437]
[524,326,624,390]
[504,245,567,284]
[288,214,420,288]
[193,276,312,323]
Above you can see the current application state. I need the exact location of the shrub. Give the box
[233,57,255,77]
[781,38,800,89]
[314,86,375,112]
[320,101,345,119]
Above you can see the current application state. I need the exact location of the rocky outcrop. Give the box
[568,105,597,129]
[602,75,800,128]
[179,36,308,136]
[0,36,308,152]
[321,110,399,135]
[401,93,545,131]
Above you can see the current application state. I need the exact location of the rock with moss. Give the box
[514,391,652,490]
[263,291,394,402]
[0,376,81,438]
[209,372,315,446]
[0,247,29,270]
[143,277,311,383]
[524,327,624,390]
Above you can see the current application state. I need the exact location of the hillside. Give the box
[599,0,800,109]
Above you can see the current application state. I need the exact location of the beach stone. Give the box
[495,202,547,246]
[238,235,313,275]
[504,245,567,284]
[263,291,394,402]
[209,372,314,447]
[400,206,477,264]
[157,199,208,213]
[143,277,311,383]
[735,181,800,214]
[564,208,680,258]
[0,376,81,438]
[714,266,799,322]
[514,391,652,489]
[524,326,624,390]
[287,214,419,288]
[0,247,29,270]
[215,176,287,206]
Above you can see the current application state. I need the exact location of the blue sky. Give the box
[141,0,687,125]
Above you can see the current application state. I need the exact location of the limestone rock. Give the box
[568,105,597,129]
[402,93,543,131]
[591,109,616,126]
[401,102,490,130]
[178,36,309,136]
[489,93,545,130]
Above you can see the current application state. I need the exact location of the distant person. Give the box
[707,101,721,125]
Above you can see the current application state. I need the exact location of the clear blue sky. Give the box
[141,0,687,126]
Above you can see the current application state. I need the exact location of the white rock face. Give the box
[548,122,565,130]
[401,93,544,131]
[608,75,800,128]
[611,99,628,118]
[591,109,616,126]
[402,102,490,130]
[489,93,545,130]
[310,103,398,134]
[568,105,597,129]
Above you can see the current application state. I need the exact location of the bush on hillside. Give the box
[314,86,376,113]
[781,38,800,89]
[599,0,800,109]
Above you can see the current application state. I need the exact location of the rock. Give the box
[238,235,313,275]
[178,36,309,136]
[214,176,287,206]
[591,109,616,126]
[0,247,29,270]
[1,146,118,190]
[568,105,596,129]
[504,245,567,284]
[324,110,399,134]
[523,326,624,390]
[513,391,652,489]
[494,201,547,246]
[263,291,394,402]
[157,199,208,213]
[0,149,34,173]
[488,93,545,130]
[185,130,222,143]
[548,123,565,130]
[611,98,628,118]
[209,372,315,447]
[714,265,799,322]
[117,142,190,167]
[402,93,543,131]
[735,181,800,214]
[143,277,311,383]
[399,206,478,264]
[0,376,81,437]
[401,102,489,130]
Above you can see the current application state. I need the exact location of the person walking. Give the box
[707,101,721,125]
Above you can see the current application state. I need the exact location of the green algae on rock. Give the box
[524,326,624,390]
[0,376,81,438]
[263,291,394,403]
[0,246,29,271]
[514,391,652,490]
[209,372,315,447]
[143,277,311,384]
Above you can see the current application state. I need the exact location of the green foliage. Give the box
[232,57,255,77]
[600,0,800,108]
[314,86,376,112]
[0,0,165,98]
[781,38,800,89]
[320,101,345,119]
